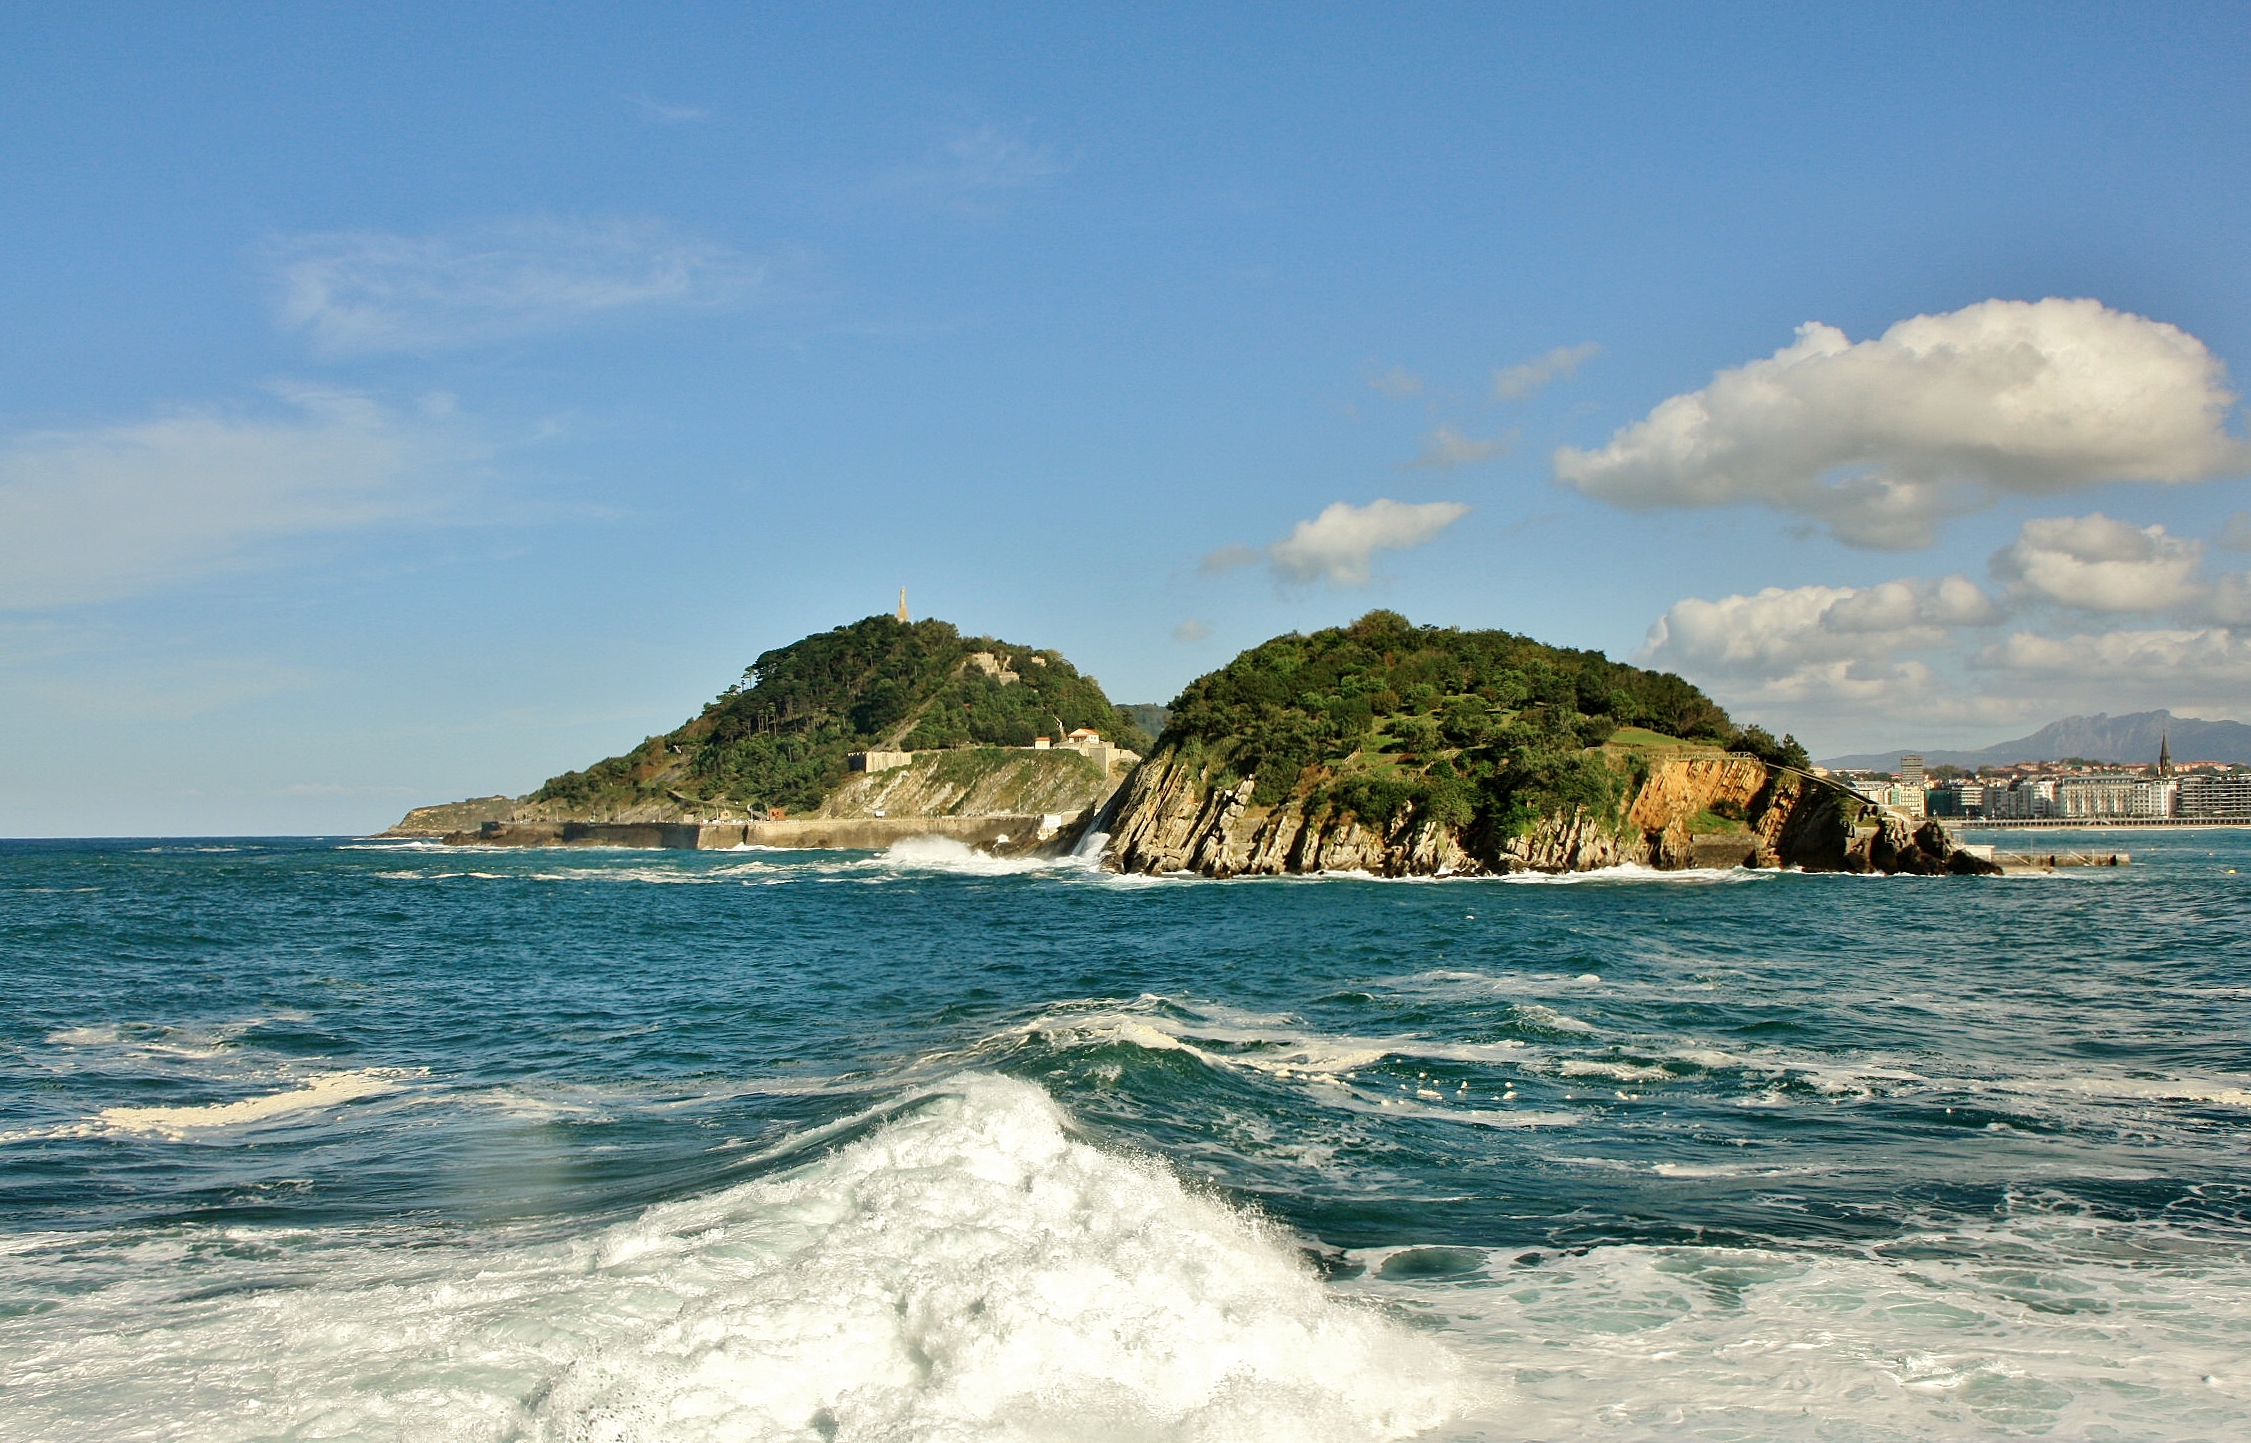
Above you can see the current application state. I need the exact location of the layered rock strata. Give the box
[1099,748,1998,878]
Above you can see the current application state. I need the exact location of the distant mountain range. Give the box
[1821,710,2251,771]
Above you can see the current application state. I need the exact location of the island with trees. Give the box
[385,609,1992,876]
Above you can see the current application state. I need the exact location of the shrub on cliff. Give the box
[530,615,1134,816]
[1723,723,1811,772]
[1157,610,1735,836]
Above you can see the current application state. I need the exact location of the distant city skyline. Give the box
[4,5,2250,834]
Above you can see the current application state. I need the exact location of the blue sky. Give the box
[5,3,2250,834]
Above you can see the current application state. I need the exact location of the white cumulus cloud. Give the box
[1991,512,2208,613]
[1636,574,2025,732]
[1494,342,1601,400]
[1982,627,2251,692]
[1636,512,2251,744]
[1203,499,1470,589]
[1647,576,1998,679]
[271,217,763,355]
[0,387,478,609]
[1557,298,2249,549]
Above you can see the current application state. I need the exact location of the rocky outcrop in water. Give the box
[1097,747,1998,879]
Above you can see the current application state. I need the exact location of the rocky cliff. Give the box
[1097,746,1996,878]
[816,746,1138,820]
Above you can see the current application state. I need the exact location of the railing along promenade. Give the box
[1951,815,2251,829]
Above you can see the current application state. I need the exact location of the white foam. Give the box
[1023,1002,1404,1080]
[1013,1006,1580,1132]
[93,1069,417,1138]
[531,865,730,884]
[1349,1227,2251,1440]
[1510,1003,1597,1033]
[0,1074,1464,1442]
[1490,862,1768,885]
[2051,1074,2251,1106]
[1556,1059,1669,1083]
[863,834,1079,876]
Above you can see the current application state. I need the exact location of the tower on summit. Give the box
[897,587,909,624]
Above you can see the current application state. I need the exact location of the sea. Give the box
[2,828,2248,1442]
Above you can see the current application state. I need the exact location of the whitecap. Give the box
[1491,862,1769,885]
[0,1074,1467,1442]
[93,1069,420,1139]
[1557,1059,1671,1083]
[859,833,1095,877]
[1511,1003,1598,1034]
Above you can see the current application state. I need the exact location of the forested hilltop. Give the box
[528,616,1153,818]
[1149,609,1805,844]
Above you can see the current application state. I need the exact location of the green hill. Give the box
[1154,609,1804,840]
[527,615,1153,818]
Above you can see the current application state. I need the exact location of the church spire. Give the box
[896,587,909,624]
[2159,730,2173,777]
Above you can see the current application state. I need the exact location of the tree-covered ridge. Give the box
[1159,610,1806,838]
[531,615,1152,816]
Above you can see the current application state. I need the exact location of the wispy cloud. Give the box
[621,93,709,124]
[870,126,1071,213]
[0,630,319,719]
[1199,546,1262,576]
[1494,341,1601,400]
[1202,499,1470,589]
[1365,364,1424,397]
[1405,423,1514,470]
[0,386,482,609]
[269,217,764,355]
[1172,619,1213,642]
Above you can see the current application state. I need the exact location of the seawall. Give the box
[442,813,1081,853]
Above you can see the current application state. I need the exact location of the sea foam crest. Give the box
[860,834,1099,878]
[535,1073,1460,1441]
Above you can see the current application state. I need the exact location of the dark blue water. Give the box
[4,832,2248,1440]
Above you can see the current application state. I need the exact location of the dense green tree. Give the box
[531,615,1138,815]
[1155,610,1752,837]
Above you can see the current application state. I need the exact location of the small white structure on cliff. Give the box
[849,729,1126,777]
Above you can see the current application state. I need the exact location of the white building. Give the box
[2133,777,2179,818]
[1851,778,1925,816]
[2181,773,2251,820]
[2046,774,2178,819]
[2054,775,2139,819]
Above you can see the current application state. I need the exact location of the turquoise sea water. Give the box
[3,830,2249,1441]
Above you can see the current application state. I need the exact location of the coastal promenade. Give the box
[1954,817,2251,829]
